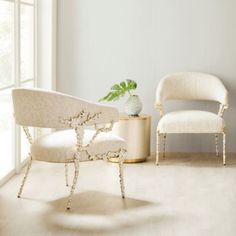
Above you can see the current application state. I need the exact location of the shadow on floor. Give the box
[44,191,171,234]
[50,191,152,215]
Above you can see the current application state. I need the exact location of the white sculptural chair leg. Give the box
[65,162,69,187]
[118,152,125,198]
[66,159,79,210]
[156,132,166,165]
[17,127,33,198]
[156,131,160,165]
[215,134,219,157]
[163,133,167,158]
[17,155,32,198]
[223,131,226,166]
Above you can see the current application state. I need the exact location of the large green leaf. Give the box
[99,79,138,102]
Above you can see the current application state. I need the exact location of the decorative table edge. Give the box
[119,113,151,120]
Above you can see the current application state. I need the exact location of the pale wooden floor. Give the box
[1,153,236,236]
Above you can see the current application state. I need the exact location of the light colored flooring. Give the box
[1,153,236,236]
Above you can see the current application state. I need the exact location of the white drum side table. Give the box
[110,114,151,163]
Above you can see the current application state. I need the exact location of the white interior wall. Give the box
[37,0,56,89]
[57,0,236,153]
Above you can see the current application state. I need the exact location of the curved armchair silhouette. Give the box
[12,88,127,209]
[155,72,228,165]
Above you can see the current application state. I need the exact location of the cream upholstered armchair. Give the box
[12,88,127,210]
[155,72,228,165]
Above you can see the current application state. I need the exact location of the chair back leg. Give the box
[17,155,32,198]
[156,131,160,165]
[65,162,69,187]
[215,134,219,157]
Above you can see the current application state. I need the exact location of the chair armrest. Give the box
[60,110,117,160]
[218,104,229,117]
[154,103,164,117]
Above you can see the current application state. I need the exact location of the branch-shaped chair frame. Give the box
[12,89,126,210]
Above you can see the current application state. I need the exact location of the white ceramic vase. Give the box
[124,95,142,116]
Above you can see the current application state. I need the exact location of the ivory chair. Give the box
[155,72,228,165]
[12,88,127,210]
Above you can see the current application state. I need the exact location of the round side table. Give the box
[110,114,151,163]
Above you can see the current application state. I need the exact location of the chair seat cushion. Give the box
[31,129,127,163]
[157,110,225,133]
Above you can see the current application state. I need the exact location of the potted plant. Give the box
[99,79,142,116]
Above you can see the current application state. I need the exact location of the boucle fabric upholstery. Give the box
[31,129,127,163]
[12,88,119,128]
[155,72,228,106]
[155,72,228,165]
[157,110,225,133]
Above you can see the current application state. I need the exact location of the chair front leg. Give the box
[163,134,167,158]
[156,131,160,165]
[66,159,79,210]
[65,162,69,187]
[215,134,219,157]
[223,131,226,166]
[17,155,32,198]
[118,153,125,199]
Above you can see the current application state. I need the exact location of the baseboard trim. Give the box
[0,157,29,187]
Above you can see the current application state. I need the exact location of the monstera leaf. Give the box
[99,79,137,102]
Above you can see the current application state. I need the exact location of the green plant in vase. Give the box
[99,79,142,116]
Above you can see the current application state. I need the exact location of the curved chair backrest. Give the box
[12,88,119,128]
[156,72,228,106]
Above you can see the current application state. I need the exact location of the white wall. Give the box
[37,0,56,89]
[57,0,236,153]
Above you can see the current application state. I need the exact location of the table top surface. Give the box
[119,113,151,120]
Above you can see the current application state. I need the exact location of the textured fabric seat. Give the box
[158,110,225,133]
[31,129,127,163]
